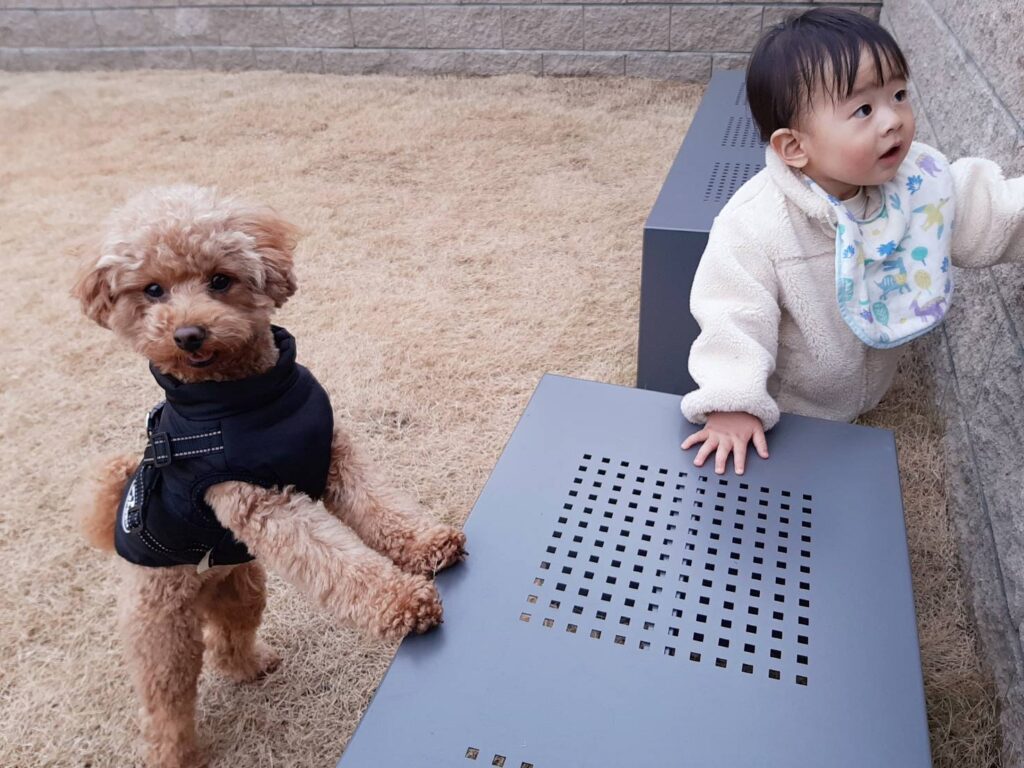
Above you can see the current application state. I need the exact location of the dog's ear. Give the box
[232,206,300,308]
[71,241,116,329]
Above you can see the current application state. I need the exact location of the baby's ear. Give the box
[232,206,300,308]
[71,241,116,329]
[770,128,809,170]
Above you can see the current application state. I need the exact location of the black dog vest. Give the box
[115,326,334,569]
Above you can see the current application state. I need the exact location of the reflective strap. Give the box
[142,429,225,467]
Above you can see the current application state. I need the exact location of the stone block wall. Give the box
[882,1,1024,763]
[0,0,878,78]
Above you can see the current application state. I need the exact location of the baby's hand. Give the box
[681,411,769,476]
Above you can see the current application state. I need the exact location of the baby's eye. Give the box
[894,89,909,102]
[853,104,872,118]
[143,283,164,299]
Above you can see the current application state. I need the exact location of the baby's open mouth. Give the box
[186,351,217,368]
[880,144,901,160]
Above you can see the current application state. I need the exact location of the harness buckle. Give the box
[146,402,165,439]
[149,432,173,467]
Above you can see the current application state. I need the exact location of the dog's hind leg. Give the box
[118,562,207,768]
[321,427,466,577]
[205,481,444,640]
[197,561,280,683]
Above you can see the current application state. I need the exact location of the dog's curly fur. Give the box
[72,185,466,768]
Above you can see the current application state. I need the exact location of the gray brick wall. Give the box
[882,1,1024,764]
[0,0,880,78]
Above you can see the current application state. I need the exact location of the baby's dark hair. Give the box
[746,8,910,141]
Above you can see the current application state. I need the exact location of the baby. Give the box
[681,8,1024,475]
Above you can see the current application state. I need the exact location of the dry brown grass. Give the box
[0,70,999,767]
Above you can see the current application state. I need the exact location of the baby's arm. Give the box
[949,157,1024,268]
[681,215,781,474]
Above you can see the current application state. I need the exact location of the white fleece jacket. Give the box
[681,142,1024,430]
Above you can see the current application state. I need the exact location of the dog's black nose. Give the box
[174,326,207,352]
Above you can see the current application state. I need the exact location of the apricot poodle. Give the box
[73,185,466,768]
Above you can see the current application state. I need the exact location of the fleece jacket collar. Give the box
[764,146,840,229]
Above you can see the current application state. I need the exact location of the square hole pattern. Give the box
[465,746,534,767]
[520,454,813,687]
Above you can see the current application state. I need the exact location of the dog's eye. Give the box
[209,274,232,293]
[143,284,164,299]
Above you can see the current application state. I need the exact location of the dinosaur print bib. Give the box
[802,146,955,349]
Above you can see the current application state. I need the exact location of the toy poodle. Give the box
[72,185,466,768]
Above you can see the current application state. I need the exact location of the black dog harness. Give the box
[116,326,334,569]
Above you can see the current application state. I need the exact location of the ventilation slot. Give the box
[721,115,764,149]
[734,79,747,106]
[523,453,814,687]
[702,161,763,203]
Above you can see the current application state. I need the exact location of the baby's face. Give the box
[797,50,916,198]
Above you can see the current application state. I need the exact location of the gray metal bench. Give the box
[338,375,931,767]
[637,69,765,397]
[336,76,929,766]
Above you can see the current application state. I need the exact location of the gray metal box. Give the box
[338,374,931,767]
[637,69,766,397]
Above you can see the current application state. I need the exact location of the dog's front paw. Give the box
[392,525,467,577]
[374,573,444,641]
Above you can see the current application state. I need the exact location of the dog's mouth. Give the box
[186,351,218,368]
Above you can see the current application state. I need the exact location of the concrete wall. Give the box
[882,1,1024,763]
[0,0,878,78]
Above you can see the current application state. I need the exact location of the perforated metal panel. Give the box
[734,78,747,106]
[338,375,931,768]
[720,115,763,150]
[702,160,763,203]
[523,460,814,685]
[638,69,766,396]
